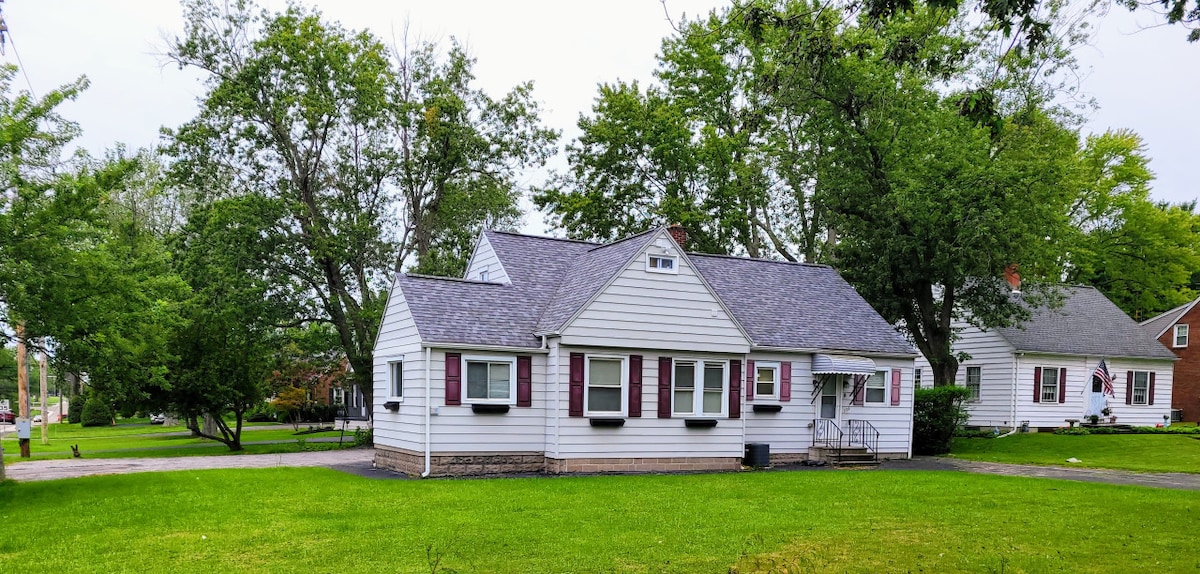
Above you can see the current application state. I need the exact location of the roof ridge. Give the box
[584,228,660,252]
[1140,298,1195,325]
[403,273,505,286]
[688,251,830,269]
[486,229,600,245]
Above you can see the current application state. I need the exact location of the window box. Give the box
[382,401,400,411]
[684,419,718,428]
[752,404,782,414]
[588,417,626,427]
[471,404,510,414]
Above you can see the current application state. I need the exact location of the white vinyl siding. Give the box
[560,231,750,354]
[371,282,426,452]
[915,322,1016,428]
[839,359,917,456]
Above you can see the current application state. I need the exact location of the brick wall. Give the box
[1158,311,1200,422]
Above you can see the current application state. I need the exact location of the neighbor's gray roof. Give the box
[994,286,1177,360]
[689,254,915,355]
[1140,298,1199,340]
[397,228,916,355]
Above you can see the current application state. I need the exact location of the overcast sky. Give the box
[4,0,1196,234]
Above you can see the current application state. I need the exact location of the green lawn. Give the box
[950,433,1200,473]
[2,424,353,462]
[1,468,1196,573]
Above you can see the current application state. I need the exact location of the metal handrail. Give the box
[813,418,843,459]
[845,419,880,460]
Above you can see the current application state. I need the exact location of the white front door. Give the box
[1087,376,1107,417]
[819,375,839,421]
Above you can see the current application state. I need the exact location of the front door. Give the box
[1087,376,1107,417]
[819,375,839,421]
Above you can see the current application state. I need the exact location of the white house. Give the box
[372,226,918,477]
[915,286,1177,430]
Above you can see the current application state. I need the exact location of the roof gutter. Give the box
[751,346,919,359]
[421,342,550,354]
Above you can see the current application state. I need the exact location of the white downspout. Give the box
[422,346,432,477]
[998,352,1021,438]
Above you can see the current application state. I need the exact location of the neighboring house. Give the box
[1142,298,1200,422]
[372,226,918,477]
[915,285,1177,430]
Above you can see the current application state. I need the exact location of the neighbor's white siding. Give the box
[372,283,426,452]
[560,233,750,354]
[913,323,1019,428]
[550,344,746,460]
[1015,354,1175,428]
[463,233,511,284]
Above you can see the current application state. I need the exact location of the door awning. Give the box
[812,354,876,375]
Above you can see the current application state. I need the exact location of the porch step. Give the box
[809,446,879,466]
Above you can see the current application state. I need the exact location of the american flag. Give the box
[1093,359,1114,397]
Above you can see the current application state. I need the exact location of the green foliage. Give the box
[67,394,83,424]
[79,397,113,428]
[352,427,373,447]
[954,428,999,439]
[913,386,972,454]
[1054,427,1091,435]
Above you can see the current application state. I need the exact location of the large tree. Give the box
[164,0,556,411]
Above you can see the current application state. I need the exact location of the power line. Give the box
[8,32,36,99]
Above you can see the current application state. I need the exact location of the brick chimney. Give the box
[1004,263,1021,293]
[667,224,688,249]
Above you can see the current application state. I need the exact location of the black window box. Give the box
[471,404,510,414]
[589,418,626,427]
[684,419,718,428]
[383,401,401,411]
[752,404,782,414]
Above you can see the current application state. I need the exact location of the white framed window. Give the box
[464,356,516,403]
[1132,370,1150,405]
[389,361,404,399]
[965,366,981,402]
[479,267,490,282]
[646,254,678,274]
[672,359,726,416]
[865,370,887,403]
[1039,367,1059,403]
[914,368,922,389]
[755,362,780,399]
[1174,324,1189,348]
[585,355,626,415]
[333,387,345,406]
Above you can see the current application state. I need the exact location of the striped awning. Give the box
[812,354,876,375]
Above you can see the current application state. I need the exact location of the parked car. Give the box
[32,414,42,423]
[0,410,14,423]
[149,413,166,425]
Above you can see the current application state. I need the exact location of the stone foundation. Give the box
[374,446,742,477]
[768,452,809,466]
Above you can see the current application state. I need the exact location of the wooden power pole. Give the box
[16,322,30,457]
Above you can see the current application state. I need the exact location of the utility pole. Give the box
[16,322,30,457]
[40,342,49,444]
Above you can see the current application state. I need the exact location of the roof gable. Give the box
[462,233,511,284]
[994,286,1176,360]
[1141,297,1200,339]
[535,229,659,334]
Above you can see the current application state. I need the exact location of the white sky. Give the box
[4,0,1197,235]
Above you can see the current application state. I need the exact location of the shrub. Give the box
[80,397,114,427]
[67,395,84,424]
[954,429,998,439]
[1054,427,1091,435]
[246,402,275,423]
[913,385,972,455]
[353,427,373,447]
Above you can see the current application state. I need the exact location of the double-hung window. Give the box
[1039,367,1059,402]
[673,360,726,416]
[586,356,626,415]
[389,361,404,399]
[755,362,780,399]
[465,358,515,403]
[965,366,981,402]
[1131,371,1150,405]
[865,370,887,403]
[914,368,922,389]
[1174,324,1189,348]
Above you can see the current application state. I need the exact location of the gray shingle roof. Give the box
[1140,298,1197,340]
[995,286,1176,360]
[396,228,916,355]
[689,254,915,355]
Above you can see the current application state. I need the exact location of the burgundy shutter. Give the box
[1032,367,1041,403]
[568,353,584,416]
[1148,372,1156,405]
[780,362,792,402]
[852,375,864,406]
[729,359,742,419]
[1058,368,1066,404]
[890,369,902,406]
[516,355,532,407]
[1125,371,1133,405]
[745,359,755,401]
[444,352,461,406]
[658,356,673,418]
[629,355,643,417]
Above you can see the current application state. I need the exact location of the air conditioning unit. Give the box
[1170,409,1183,423]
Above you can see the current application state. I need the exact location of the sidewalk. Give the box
[881,456,1200,491]
[5,448,375,482]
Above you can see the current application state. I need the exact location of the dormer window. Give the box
[647,254,677,274]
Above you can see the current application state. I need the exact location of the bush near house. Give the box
[913,385,971,455]
[67,395,83,424]
[79,397,113,427]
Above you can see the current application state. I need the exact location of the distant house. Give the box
[916,286,1177,430]
[1142,298,1200,422]
[371,226,918,477]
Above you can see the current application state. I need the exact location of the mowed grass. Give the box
[1,468,1197,573]
[2,424,353,462]
[950,432,1200,473]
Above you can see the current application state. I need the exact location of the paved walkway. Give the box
[4,448,374,482]
[881,456,1200,491]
